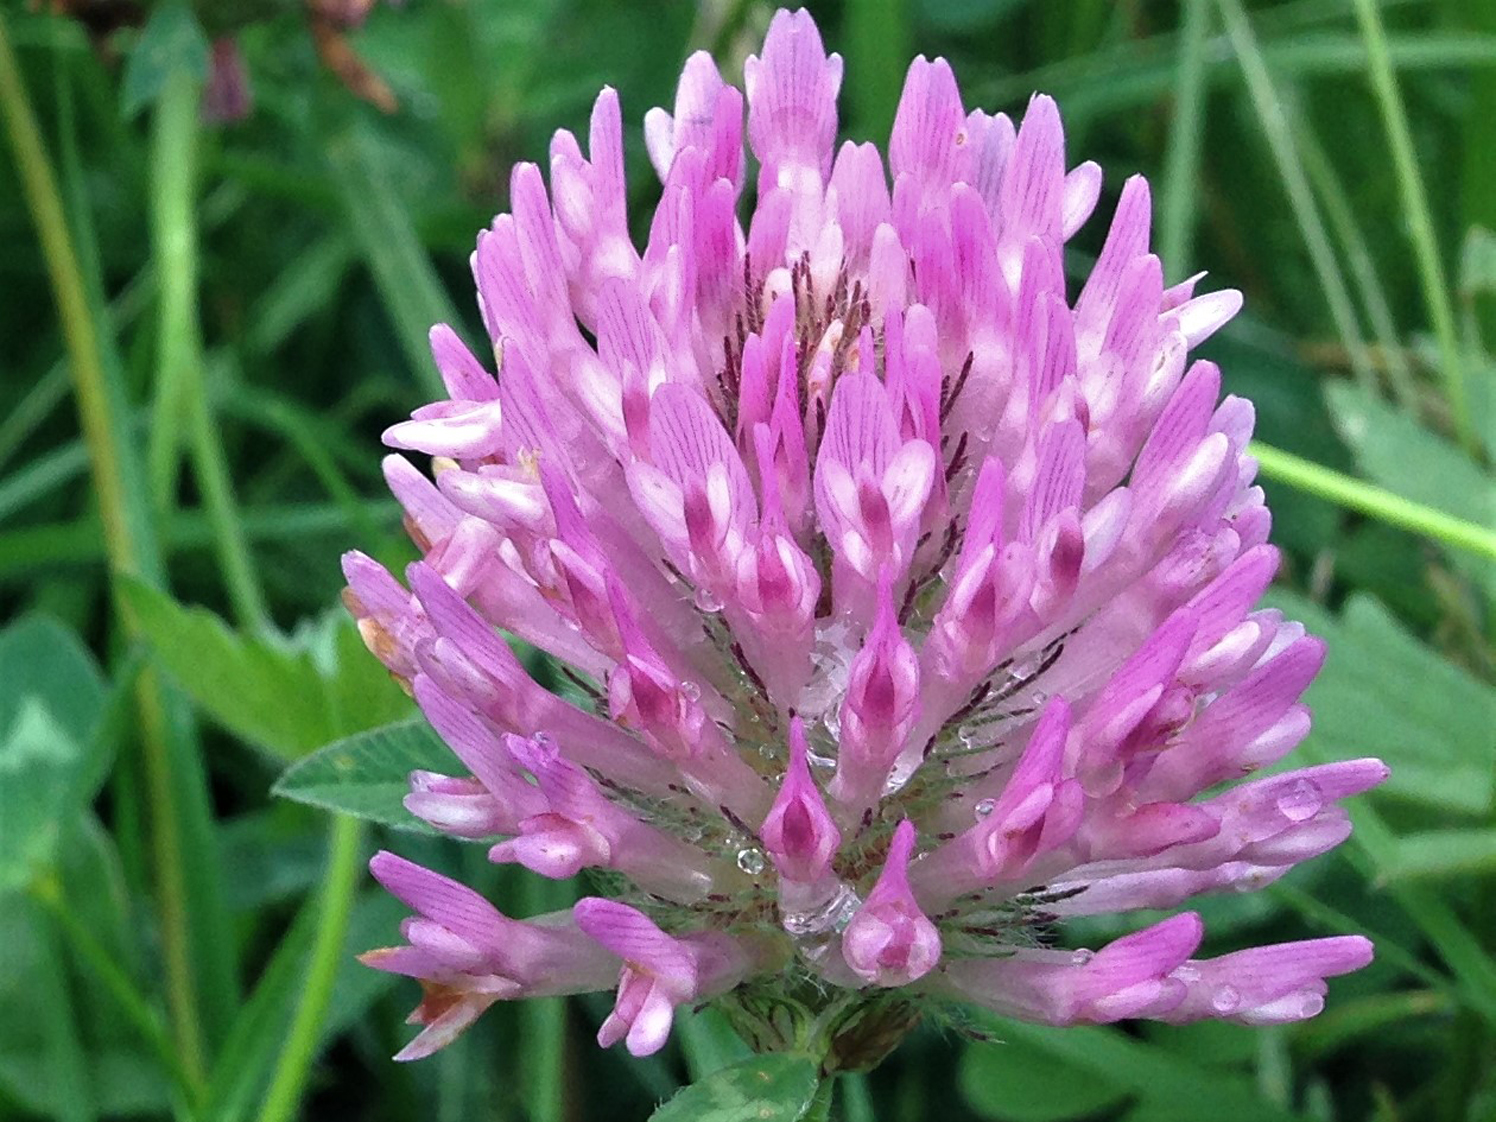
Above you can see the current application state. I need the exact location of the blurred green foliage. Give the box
[1,0,1494,1119]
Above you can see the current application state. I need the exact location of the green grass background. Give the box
[1,1,1494,1120]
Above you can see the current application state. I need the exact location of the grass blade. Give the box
[1350,0,1474,451]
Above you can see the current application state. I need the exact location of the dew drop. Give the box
[694,587,724,613]
[736,847,766,875]
[1173,964,1201,984]
[806,746,836,770]
[1010,653,1045,680]
[1029,689,1049,707]
[1275,778,1322,823]
[1070,948,1095,967]
[820,709,842,741]
[531,732,554,748]
[782,882,861,937]
[974,798,997,819]
[679,680,701,701]
[1210,985,1241,1014]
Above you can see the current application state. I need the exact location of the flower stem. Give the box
[255,816,364,1122]
[804,1076,836,1122]
[1251,440,1496,561]
[1350,0,1475,453]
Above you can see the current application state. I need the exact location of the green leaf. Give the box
[0,616,119,867]
[960,1035,1130,1121]
[0,615,106,746]
[647,1054,820,1122]
[0,701,84,894]
[1266,590,1496,816]
[119,578,335,757]
[272,719,452,832]
[1380,829,1496,882]
[119,2,209,119]
[118,578,413,759]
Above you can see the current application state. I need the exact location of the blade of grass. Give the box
[974,29,1496,118]
[1158,0,1211,281]
[30,897,96,1122]
[1216,0,1377,395]
[0,440,92,523]
[0,499,401,581]
[1349,0,1474,451]
[325,123,458,399]
[31,872,205,1110]
[255,816,365,1122]
[3,15,238,1079]
[149,67,268,626]
[1249,441,1496,560]
[0,366,68,472]
[1287,90,1418,409]
[1345,813,1496,1027]
[219,382,387,547]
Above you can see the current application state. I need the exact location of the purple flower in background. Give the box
[347,8,1383,1067]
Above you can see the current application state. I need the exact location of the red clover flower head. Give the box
[347,8,1383,1066]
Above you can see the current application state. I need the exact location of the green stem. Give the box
[1250,440,1496,561]
[255,816,364,1122]
[31,876,206,1110]
[147,70,193,514]
[0,12,213,1087]
[1350,0,1475,453]
[1216,0,1378,395]
[518,873,571,1122]
[1158,0,1211,280]
[804,1077,835,1122]
[840,1073,875,1122]
[149,67,268,627]
[0,17,139,575]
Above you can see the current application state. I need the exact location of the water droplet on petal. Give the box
[974,798,997,819]
[1211,985,1241,1014]
[531,732,554,748]
[806,746,836,770]
[680,680,701,701]
[1070,948,1094,967]
[1275,778,1322,822]
[694,587,723,613]
[1173,964,1201,984]
[736,847,766,875]
[782,882,861,938]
